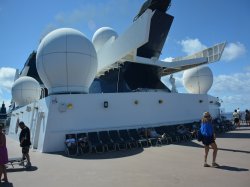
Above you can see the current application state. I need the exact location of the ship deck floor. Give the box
[3,124,250,187]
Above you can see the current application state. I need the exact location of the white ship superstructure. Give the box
[8,0,225,153]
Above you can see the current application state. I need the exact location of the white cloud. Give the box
[245,66,250,72]
[210,70,250,112]
[41,5,99,38]
[220,94,250,113]
[161,69,250,112]
[221,42,246,61]
[0,67,16,91]
[0,67,16,109]
[40,24,58,42]
[162,57,174,62]
[87,20,96,31]
[179,38,207,55]
[221,95,249,107]
[43,0,137,35]
[55,8,94,26]
[179,39,246,62]
[212,72,250,94]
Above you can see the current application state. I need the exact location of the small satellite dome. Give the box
[36,28,97,95]
[12,76,41,106]
[92,27,118,52]
[183,66,213,94]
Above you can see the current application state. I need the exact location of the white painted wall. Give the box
[8,99,49,151]
[8,92,220,153]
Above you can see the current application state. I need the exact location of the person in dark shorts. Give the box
[245,109,250,126]
[18,121,32,168]
[200,112,219,168]
[233,109,240,127]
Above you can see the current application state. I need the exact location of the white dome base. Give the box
[36,28,97,95]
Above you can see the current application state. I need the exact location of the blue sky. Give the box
[0,0,249,112]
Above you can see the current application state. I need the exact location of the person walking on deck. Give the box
[200,112,219,168]
[245,109,250,126]
[233,109,240,128]
[237,108,242,123]
[0,124,8,183]
[18,121,32,168]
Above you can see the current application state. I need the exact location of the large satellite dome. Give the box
[183,66,213,94]
[36,28,97,95]
[92,27,118,52]
[12,76,41,106]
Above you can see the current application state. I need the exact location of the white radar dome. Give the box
[11,76,41,106]
[183,66,213,94]
[92,27,118,52]
[36,28,97,95]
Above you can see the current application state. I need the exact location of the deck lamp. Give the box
[104,101,108,108]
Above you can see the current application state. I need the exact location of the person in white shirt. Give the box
[233,109,240,127]
[65,135,76,147]
[237,108,242,121]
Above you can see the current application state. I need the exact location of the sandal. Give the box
[203,163,210,167]
[212,162,220,167]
